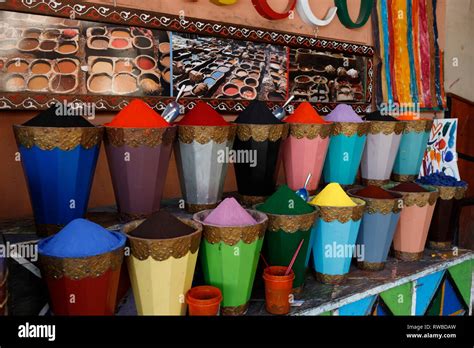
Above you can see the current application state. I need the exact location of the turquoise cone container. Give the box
[392,119,433,182]
[309,198,365,284]
[323,122,369,185]
[348,189,403,271]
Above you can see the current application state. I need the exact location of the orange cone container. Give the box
[384,183,439,261]
[186,286,222,316]
[263,266,295,315]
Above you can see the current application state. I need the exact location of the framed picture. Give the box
[0,0,374,114]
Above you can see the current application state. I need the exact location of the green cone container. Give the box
[256,205,318,291]
[193,209,268,316]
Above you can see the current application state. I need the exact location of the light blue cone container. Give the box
[309,197,365,284]
[323,122,369,185]
[348,189,403,271]
[392,119,433,181]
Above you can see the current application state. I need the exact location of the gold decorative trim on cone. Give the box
[221,302,249,316]
[391,173,417,182]
[177,124,236,144]
[193,209,268,246]
[122,219,202,261]
[39,247,124,280]
[105,126,176,147]
[384,184,439,207]
[311,198,365,223]
[314,271,346,284]
[288,123,332,140]
[368,121,405,135]
[434,185,467,201]
[361,178,390,186]
[348,189,403,215]
[331,122,369,137]
[36,223,64,237]
[239,194,267,206]
[394,250,424,261]
[428,241,453,250]
[13,125,103,150]
[236,123,289,142]
[260,208,319,233]
[185,202,218,213]
[357,261,385,271]
[403,119,433,133]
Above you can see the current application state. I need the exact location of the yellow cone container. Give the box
[122,219,202,315]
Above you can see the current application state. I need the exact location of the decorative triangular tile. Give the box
[443,277,467,316]
[415,270,445,315]
[380,282,413,315]
[426,280,444,316]
[447,260,472,308]
[339,295,377,316]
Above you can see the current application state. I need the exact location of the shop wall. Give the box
[0,0,445,218]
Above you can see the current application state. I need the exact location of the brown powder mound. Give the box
[129,211,196,239]
[356,186,396,199]
[391,182,428,193]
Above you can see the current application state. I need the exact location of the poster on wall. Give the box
[420,119,460,179]
[289,48,368,103]
[172,32,289,101]
[0,11,172,97]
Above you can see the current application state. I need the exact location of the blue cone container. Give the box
[323,123,368,185]
[348,189,403,270]
[392,120,432,181]
[310,198,365,284]
[13,126,103,236]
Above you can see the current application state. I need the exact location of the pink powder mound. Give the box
[203,197,258,226]
[324,104,364,123]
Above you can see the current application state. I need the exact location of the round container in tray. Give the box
[27,74,50,92]
[22,28,42,39]
[138,72,162,95]
[6,59,29,74]
[5,73,26,92]
[86,26,107,37]
[112,72,139,95]
[30,59,52,75]
[109,37,133,51]
[90,57,114,75]
[55,40,79,56]
[54,58,79,74]
[17,37,40,53]
[87,73,113,94]
[109,27,132,38]
[133,36,153,50]
[49,73,78,94]
[135,55,157,71]
[87,36,110,51]
[41,28,61,40]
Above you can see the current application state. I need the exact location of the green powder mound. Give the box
[257,185,314,215]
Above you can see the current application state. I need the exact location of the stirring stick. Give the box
[285,239,304,276]
[282,94,295,109]
[303,173,312,189]
[175,85,186,102]
[260,254,269,268]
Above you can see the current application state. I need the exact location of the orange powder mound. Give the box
[178,101,229,126]
[284,102,329,124]
[397,112,429,121]
[106,99,170,128]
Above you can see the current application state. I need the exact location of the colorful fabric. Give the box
[373,0,446,110]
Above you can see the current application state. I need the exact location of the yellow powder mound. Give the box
[310,183,356,207]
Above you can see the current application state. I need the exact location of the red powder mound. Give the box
[356,186,396,199]
[284,102,329,124]
[106,99,169,128]
[178,101,230,126]
[392,182,428,193]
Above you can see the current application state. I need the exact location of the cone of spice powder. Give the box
[348,186,403,271]
[38,219,126,315]
[322,104,369,185]
[282,102,333,192]
[233,100,289,206]
[122,211,202,315]
[104,99,176,221]
[13,104,103,236]
[383,182,439,261]
[256,185,318,292]
[174,102,236,212]
[417,173,468,250]
[308,183,365,284]
[360,111,405,186]
[392,113,433,182]
[194,197,268,315]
